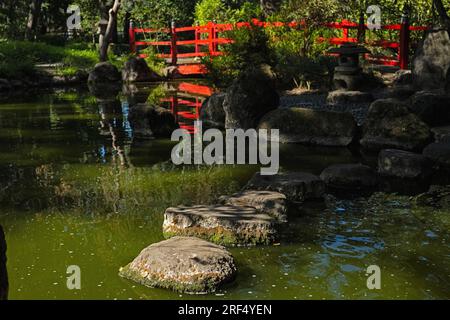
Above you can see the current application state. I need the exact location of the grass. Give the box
[0,40,98,79]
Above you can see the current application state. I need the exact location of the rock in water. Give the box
[0,225,7,300]
[258,107,357,146]
[423,139,450,168]
[413,29,450,91]
[408,91,450,127]
[129,104,179,139]
[122,57,161,82]
[219,190,287,222]
[360,99,432,151]
[378,149,432,179]
[320,164,378,191]
[163,205,277,245]
[431,126,450,142]
[119,237,236,293]
[200,92,226,129]
[223,65,279,129]
[244,172,325,202]
[88,62,121,84]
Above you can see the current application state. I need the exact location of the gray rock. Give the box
[360,99,432,151]
[219,190,287,222]
[163,205,277,245]
[408,91,450,127]
[320,163,378,190]
[413,29,450,91]
[223,66,279,129]
[258,107,357,146]
[326,90,374,105]
[431,126,450,142]
[129,104,178,139]
[88,62,121,84]
[122,57,161,82]
[0,225,7,300]
[119,236,236,293]
[200,92,226,129]
[244,172,325,202]
[423,141,450,168]
[378,149,432,179]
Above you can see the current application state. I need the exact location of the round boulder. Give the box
[223,65,279,129]
[88,62,121,84]
[119,237,236,294]
[320,163,378,191]
[360,99,432,151]
[408,91,450,127]
[122,57,161,82]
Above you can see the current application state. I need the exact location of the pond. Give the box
[0,82,449,300]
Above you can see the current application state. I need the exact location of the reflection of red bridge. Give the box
[129,18,428,75]
[160,82,213,133]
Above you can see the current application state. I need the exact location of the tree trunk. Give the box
[25,0,43,40]
[99,0,121,62]
[434,0,450,30]
[123,11,131,44]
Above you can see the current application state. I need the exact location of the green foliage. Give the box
[194,0,261,25]
[204,24,275,86]
[0,41,98,79]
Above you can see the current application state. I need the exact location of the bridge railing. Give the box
[129,17,429,72]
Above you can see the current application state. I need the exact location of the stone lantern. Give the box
[328,43,370,91]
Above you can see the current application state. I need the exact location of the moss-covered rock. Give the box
[360,99,432,151]
[119,236,236,294]
[163,205,277,246]
[258,107,357,146]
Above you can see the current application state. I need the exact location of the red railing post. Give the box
[195,26,199,55]
[129,20,136,54]
[208,22,214,55]
[399,13,410,69]
[170,20,178,66]
[212,22,218,54]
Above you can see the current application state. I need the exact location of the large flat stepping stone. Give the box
[163,205,277,245]
[244,172,325,202]
[219,190,287,222]
[119,237,236,294]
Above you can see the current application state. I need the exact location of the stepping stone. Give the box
[320,163,378,191]
[378,149,432,179]
[119,237,236,294]
[219,190,288,222]
[163,205,277,245]
[244,172,325,202]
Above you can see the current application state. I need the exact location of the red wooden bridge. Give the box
[129,18,429,75]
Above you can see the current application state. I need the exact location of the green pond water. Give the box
[0,85,450,300]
